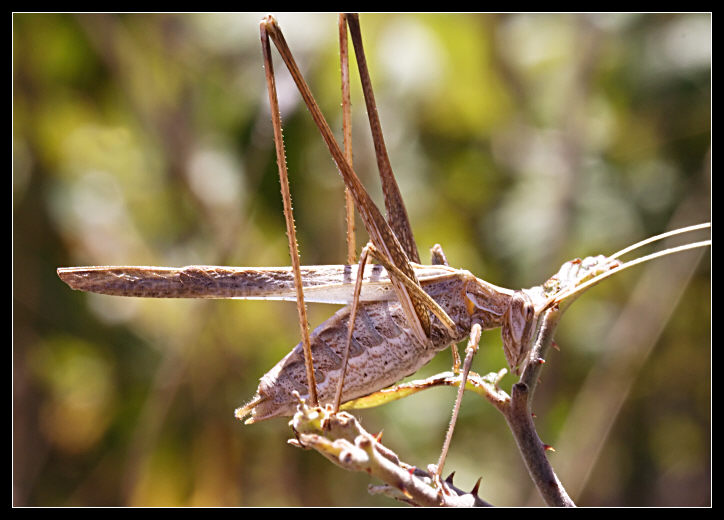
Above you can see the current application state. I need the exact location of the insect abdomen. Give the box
[241,296,467,422]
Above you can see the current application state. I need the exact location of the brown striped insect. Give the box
[56,13,710,501]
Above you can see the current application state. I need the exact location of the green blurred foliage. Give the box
[14,13,709,506]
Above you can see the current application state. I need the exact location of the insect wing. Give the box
[57,264,458,304]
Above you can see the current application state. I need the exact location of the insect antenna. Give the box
[543,223,710,312]
[608,222,711,261]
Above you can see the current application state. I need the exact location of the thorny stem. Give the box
[291,401,491,506]
[520,307,563,396]
[506,307,575,506]
[505,382,575,507]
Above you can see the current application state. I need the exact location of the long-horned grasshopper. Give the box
[50,13,710,506]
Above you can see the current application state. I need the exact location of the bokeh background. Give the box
[13,13,710,506]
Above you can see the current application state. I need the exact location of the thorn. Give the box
[531,412,537,418]
[471,477,482,497]
[408,466,417,476]
[536,357,546,365]
[445,471,455,484]
[552,341,560,351]
[374,430,384,442]
[543,444,556,452]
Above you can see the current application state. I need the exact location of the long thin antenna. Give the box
[541,226,710,311]
[610,223,710,260]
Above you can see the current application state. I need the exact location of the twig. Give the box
[504,380,574,507]
[289,397,491,507]
[519,305,563,397]
[505,306,575,506]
